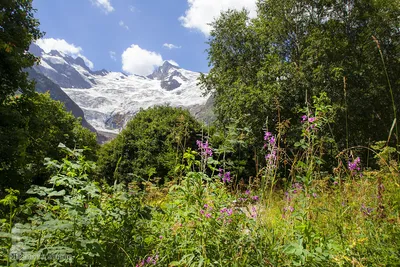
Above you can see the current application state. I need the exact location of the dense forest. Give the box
[1,0,399,266]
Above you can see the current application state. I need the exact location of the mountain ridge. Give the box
[28,43,214,138]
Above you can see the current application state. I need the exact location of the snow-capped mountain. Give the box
[29,44,211,135]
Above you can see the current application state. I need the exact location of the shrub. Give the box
[97,106,201,184]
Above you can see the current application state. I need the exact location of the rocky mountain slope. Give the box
[29,44,212,136]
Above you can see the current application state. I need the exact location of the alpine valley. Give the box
[27,43,213,142]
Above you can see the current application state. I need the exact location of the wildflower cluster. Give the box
[196,140,213,159]
[348,157,362,176]
[264,131,278,165]
[218,207,234,224]
[200,203,213,219]
[135,255,159,266]
[218,168,231,183]
[237,189,259,203]
[301,114,317,131]
[282,183,305,218]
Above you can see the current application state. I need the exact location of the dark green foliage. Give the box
[0,148,153,266]
[200,0,400,152]
[97,106,201,184]
[0,0,43,102]
[0,93,98,194]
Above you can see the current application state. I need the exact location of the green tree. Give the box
[0,93,98,193]
[97,106,201,184]
[201,0,400,154]
[0,0,43,102]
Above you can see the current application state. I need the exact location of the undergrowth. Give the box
[0,95,399,266]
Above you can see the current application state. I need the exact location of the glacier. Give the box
[30,44,210,135]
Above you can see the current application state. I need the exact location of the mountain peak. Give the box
[147,61,180,80]
[163,60,179,68]
[29,43,44,57]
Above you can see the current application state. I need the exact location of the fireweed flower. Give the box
[136,255,158,266]
[348,157,362,176]
[196,140,213,158]
[264,131,272,141]
[308,117,316,123]
[269,136,276,145]
[218,168,232,183]
[301,115,308,122]
[264,131,278,166]
[223,172,231,183]
[292,183,303,194]
[227,208,233,216]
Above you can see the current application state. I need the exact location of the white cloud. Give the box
[129,5,136,12]
[119,20,129,30]
[163,43,182,49]
[122,44,164,76]
[180,0,257,35]
[166,60,179,67]
[109,51,117,61]
[90,0,114,14]
[36,38,94,69]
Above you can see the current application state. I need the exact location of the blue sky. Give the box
[32,0,257,75]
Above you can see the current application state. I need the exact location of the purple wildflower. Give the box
[222,171,231,183]
[205,213,212,219]
[264,131,272,141]
[308,117,316,123]
[197,140,213,158]
[227,208,233,216]
[301,115,308,122]
[136,255,158,266]
[269,136,276,145]
[348,157,362,176]
[245,189,251,195]
[252,195,259,201]
[293,183,303,189]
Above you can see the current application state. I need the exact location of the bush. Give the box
[97,106,201,184]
